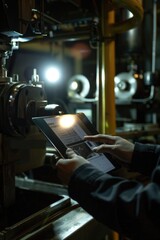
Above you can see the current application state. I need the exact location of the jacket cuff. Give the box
[130,142,160,176]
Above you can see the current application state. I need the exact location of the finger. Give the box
[84,134,116,144]
[92,144,114,153]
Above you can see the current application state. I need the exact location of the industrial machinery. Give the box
[115,0,160,140]
[0,1,109,239]
[0,0,144,239]
[0,1,73,238]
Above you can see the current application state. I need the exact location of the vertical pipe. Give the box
[97,1,116,135]
[96,38,106,133]
[151,0,157,124]
[152,0,157,73]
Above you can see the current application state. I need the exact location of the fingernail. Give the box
[92,148,97,152]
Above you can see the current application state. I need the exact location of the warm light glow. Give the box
[45,66,61,83]
[59,115,75,128]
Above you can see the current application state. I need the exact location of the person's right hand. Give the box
[84,134,135,164]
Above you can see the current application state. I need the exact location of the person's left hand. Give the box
[56,148,89,185]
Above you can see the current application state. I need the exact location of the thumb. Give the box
[56,158,66,167]
[66,148,77,158]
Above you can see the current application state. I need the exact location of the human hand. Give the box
[56,148,89,185]
[84,134,134,164]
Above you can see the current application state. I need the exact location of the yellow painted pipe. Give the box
[97,2,116,135]
[97,0,144,135]
[105,0,144,37]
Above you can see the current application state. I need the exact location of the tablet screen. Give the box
[32,113,119,173]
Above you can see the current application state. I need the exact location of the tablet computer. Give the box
[32,113,119,173]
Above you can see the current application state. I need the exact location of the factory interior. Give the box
[0,0,160,239]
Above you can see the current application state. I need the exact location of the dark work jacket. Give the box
[68,143,160,240]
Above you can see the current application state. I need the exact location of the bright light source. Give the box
[45,66,61,83]
[128,11,133,18]
[68,74,90,98]
[59,115,75,128]
[70,81,79,91]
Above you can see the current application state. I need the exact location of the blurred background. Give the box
[5,0,160,137]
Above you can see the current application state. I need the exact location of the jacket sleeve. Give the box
[130,142,160,176]
[68,143,160,239]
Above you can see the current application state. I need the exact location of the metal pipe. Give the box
[96,1,116,134]
[105,0,144,37]
[152,0,157,73]
[131,0,157,104]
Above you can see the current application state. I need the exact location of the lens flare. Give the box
[59,115,75,128]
